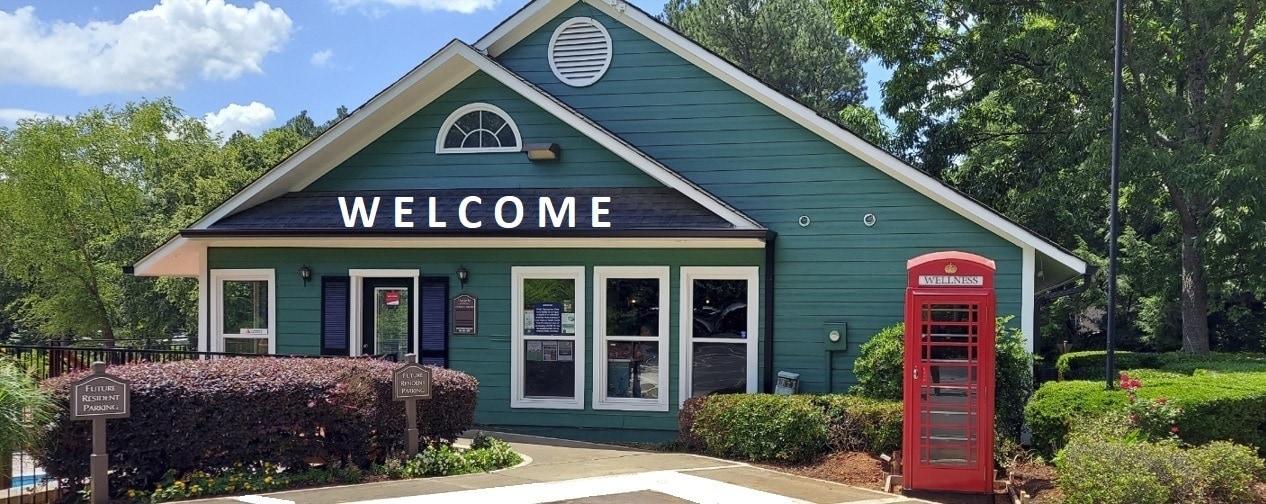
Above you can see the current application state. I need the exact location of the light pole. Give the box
[1106,0,1124,390]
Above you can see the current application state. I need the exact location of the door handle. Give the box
[913,367,920,380]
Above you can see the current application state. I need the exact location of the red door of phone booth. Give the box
[904,252,996,494]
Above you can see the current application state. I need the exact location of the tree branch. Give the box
[1208,0,1259,150]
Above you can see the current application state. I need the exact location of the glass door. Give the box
[362,278,413,360]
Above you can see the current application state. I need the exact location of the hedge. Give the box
[1055,351,1266,379]
[1025,371,1266,457]
[35,357,478,497]
[681,393,901,461]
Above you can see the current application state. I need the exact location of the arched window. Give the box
[436,103,521,153]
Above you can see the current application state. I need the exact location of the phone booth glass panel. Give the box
[904,252,996,494]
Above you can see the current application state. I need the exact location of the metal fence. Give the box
[0,344,267,381]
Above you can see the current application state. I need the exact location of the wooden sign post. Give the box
[71,362,130,504]
[392,354,432,456]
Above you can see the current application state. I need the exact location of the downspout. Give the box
[762,232,777,393]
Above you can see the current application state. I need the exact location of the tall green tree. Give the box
[832,0,1266,353]
[663,0,882,142]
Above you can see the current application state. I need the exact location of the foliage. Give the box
[661,0,880,144]
[1119,373,1181,441]
[1054,416,1265,504]
[0,358,56,454]
[690,394,828,462]
[1057,351,1159,380]
[832,0,1266,354]
[1056,351,1266,379]
[1026,371,1266,457]
[136,462,365,503]
[812,395,902,454]
[34,357,478,499]
[848,318,1033,443]
[676,395,708,451]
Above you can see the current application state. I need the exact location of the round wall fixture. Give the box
[798,215,811,227]
[862,213,877,227]
[548,18,613,87]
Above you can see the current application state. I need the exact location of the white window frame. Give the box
[435,103,522,154]
[210,269,276,354]
[511,266,586,410]
[592,267,670,412]
[679,266,759,407]
[349,269,420,357]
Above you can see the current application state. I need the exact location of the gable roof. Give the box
[475,0,1087,277]
[133,40,763,276]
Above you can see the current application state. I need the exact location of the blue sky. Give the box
[0,0,890,136]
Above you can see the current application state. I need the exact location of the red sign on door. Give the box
[385,290,400,306]
[903,251,996,494]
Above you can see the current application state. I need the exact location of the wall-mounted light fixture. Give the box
[299,265,312,286]
[456,266,469,288]
[523,143,561,161]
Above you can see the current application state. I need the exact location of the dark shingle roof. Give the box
[197,188,756,236]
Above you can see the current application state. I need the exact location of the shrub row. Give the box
[1025,371,1266,457]
[36,357,478,496]
[1055,350,1266,379]
[680,393,901,462]
[1055,417,1265,504]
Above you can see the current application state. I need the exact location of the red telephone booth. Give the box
[904,251,996,494]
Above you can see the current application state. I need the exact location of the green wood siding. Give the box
[304,71,659,192]
[497,4,1025,392]
[209,247,762,439]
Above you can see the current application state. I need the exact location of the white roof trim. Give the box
[178,40,757,235]
[475,0,1086,275]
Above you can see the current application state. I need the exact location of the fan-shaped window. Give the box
[436,103,521,153]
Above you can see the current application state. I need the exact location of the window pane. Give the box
[477,131,499,148]
[224,337,268,355]
[481,111,505,131]
[455,112,480,133]
[523,278,575,336]
[606,278,659,336]
[443,128,464,149]
[496,124,517,147]
[692,279,747,339]
[524,339,576,397]
[223,280,268,333]
[375,288,409,358]
[692,342,746,397]
[606,342,659,399]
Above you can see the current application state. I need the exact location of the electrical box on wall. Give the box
[824,322,847,351]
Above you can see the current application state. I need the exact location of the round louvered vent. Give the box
[548,17,613,87]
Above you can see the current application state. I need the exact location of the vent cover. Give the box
[548,17,613,87]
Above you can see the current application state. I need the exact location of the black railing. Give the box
[1,449,60,502]
[0,344,273,380]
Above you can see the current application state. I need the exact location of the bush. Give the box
[691,394,828,462]
[813,395,901,454]
[1056,351,1158,380]
[34,357,478,497]
[1026,371,1266,457]
[0,358,56,455]
[676,395,708,451]
[849,317,1033,445]
[1055,351,1266,379]
[1055,418,1265,504]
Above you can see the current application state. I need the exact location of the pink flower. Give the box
[1171,426,1179,433]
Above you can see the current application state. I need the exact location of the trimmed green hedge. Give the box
[1026,371,1266,457]
[1055,351,1266,379]
[682,393,902,461]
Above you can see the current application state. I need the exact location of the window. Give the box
[211,269,276,355]
[679,267,758,405]
[436,103,521,153]
[512,266,585,409]
[593,267,669,411]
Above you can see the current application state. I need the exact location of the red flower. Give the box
[1171,426,1180,433]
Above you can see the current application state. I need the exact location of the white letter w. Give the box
[338,197,380,227]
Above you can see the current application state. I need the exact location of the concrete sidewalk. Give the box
[188,433,930,504]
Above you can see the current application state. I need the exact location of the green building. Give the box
[134,0,1087,441]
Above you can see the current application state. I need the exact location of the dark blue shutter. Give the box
[420,277,448,367]
[321,276,350,356]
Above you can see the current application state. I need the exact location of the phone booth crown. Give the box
[902,251,997,495]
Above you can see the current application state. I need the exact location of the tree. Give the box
[832,0,1266,353]
[663,0,870,124]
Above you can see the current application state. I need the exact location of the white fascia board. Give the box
[185,41,477,231]
[454,45,761,230]
[476,0,1085,274]
[133,237,204,277]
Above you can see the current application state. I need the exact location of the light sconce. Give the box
[523,143,561,161]
[456,266,469,288]
[299,265,312,286]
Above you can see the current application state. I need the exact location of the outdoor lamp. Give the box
[523,143,561,161]
[457,266,469,288]
[299,265,312,286]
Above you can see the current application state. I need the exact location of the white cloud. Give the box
[203,102,276,137]
[328,0,498,15]
[0,108,52,127]
[310,49,334,68]
[0,1,293,94]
